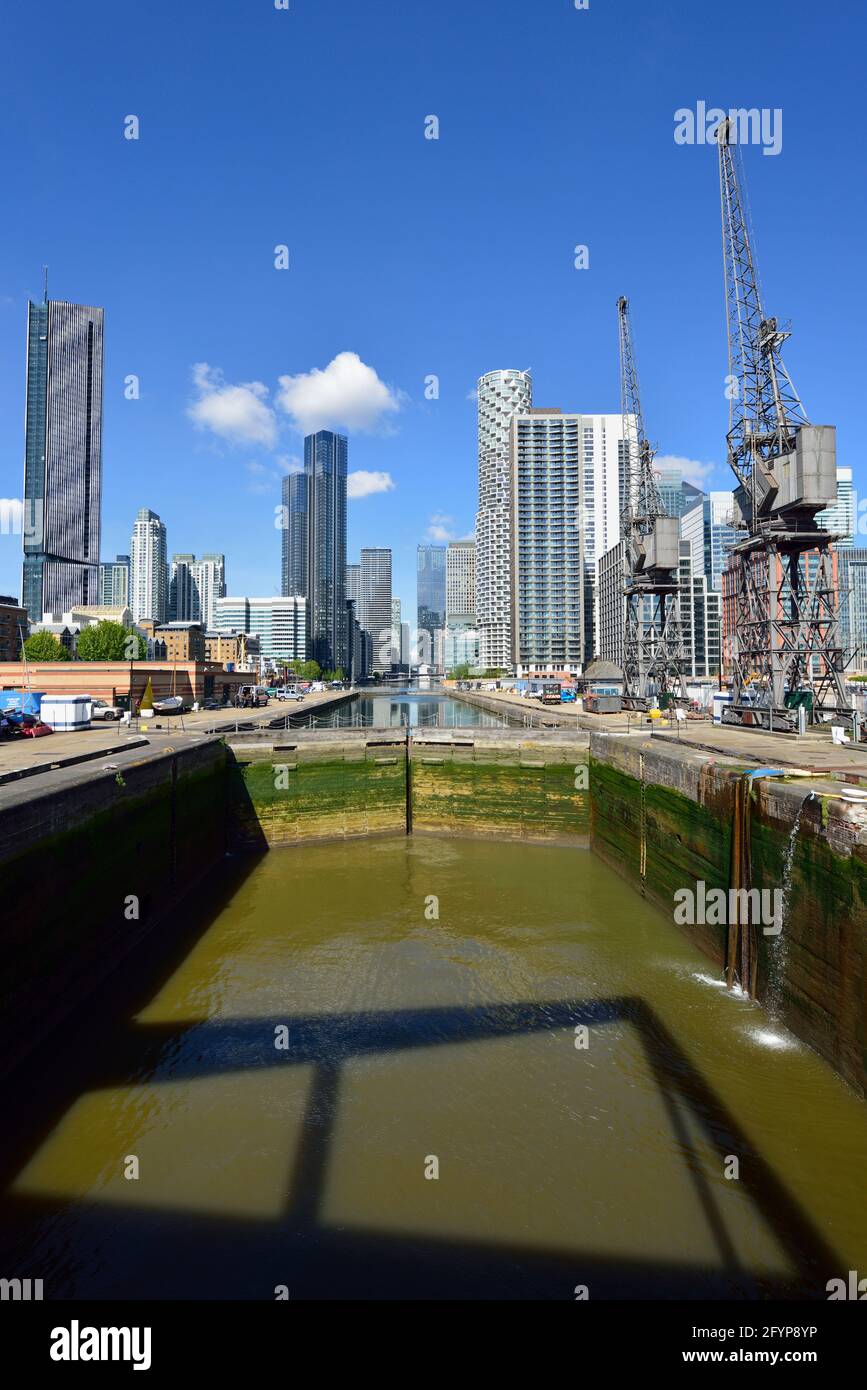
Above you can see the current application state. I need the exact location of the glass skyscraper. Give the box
[281,471,308,596]
[305,430,348,672]
[360,547,393,671]
[22,298,104,620]
[417,544,447,661]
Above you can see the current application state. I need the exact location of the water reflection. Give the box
[295,688,515,729]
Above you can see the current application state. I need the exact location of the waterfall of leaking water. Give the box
[767,790,815,1019]
[727,773,755,994]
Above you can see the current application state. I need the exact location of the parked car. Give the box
[90,698,123,721]
[275,687,305,701]
[236,685,268,708]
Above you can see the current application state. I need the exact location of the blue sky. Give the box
[1,0,864,616]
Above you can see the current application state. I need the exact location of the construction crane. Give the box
[715,117,849,730]
[617,295,687,710]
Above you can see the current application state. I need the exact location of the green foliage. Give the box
[139,676,155,711]
[76,620,146,662]
[321,668,346,682]
[449,663,471,680]
[23,631,70,661]
[289,659,321,681]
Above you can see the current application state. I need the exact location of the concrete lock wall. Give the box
[223,727,591,848]
[589,731,867,1097]
[0,740,227,1080]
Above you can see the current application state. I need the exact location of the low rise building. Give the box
[0,661,247,710]
[0,596,28,661]
[204,630,261,671]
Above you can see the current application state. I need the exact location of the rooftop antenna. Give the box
[42,265,48,303]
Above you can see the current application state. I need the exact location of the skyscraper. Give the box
[22,298,104,621]
[130,508,168,623]
[169,552,226,627]
[345,563,361,608]
[99,554,130,608]
[446,540,476,620]
[305,430,348,672]
[510,410,584,672]
[578,412,633,661]
[281,471,308,596]
[360,547,393,670]
[417,544,446,663]
[475,369,532,669]
[681,492,739,591]
[169,553,196,621]
[817,465,855,549]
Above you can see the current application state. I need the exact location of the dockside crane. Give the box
[716,118,849,730]
[617,295,687,709]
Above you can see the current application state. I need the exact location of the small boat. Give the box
[153,695,185,714]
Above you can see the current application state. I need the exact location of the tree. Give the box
[291,659,321,681]
[23,631,70,662]
[450,663,471,680]
[77,621,146,662]
[139,677,155,712]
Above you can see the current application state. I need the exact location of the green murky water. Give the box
[2,837,866,1299]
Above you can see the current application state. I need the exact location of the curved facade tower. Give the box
[475,368,532,670]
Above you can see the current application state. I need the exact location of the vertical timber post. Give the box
[405,728,413,835]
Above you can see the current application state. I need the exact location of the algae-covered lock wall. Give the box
[410,728,590,842]
[225,728,408,848]
[224,726,591,847]
[0,739,227,1080]
[589,730,867,1096]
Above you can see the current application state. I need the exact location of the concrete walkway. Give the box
[0,690,355,789]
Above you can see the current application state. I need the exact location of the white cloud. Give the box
[347,470,395,500]
[426,511,456,542]
[276,351,401,435]
[655,454,718,487]
[276,454,304,474]
[188,363,277,447]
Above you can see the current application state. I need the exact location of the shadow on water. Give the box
[0,891,840,1300]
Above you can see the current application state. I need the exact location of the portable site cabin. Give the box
[39,694,91,732]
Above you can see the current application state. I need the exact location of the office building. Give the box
[510,409,584,673]
[818,466,855,549]
[681,491,739,591]
[599,538,719,681]
[304,431,348,671]
[130,508,168,623]
[346,563,361,608]
[837,548,867,668]
[417,543,446,664]
[215,595,307,664]
[655,468,704,521]
[22,298,104,621]
[446,540,476,620]
[475,369,532,669]
[360,546,393,671]
[99,554,130,608]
